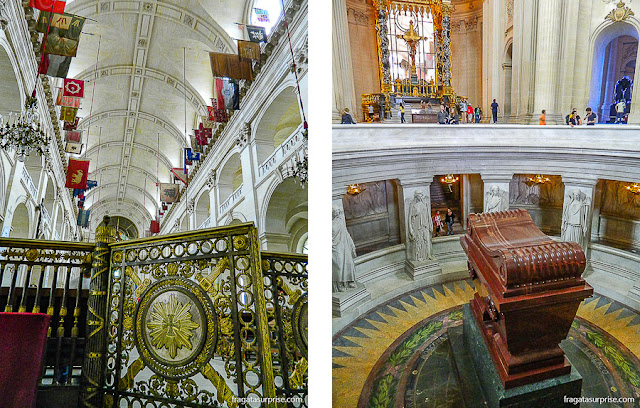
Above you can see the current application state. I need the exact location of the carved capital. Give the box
[236,122,251,148]
[206,171,216,189]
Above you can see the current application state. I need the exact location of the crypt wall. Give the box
[332,124,640,328]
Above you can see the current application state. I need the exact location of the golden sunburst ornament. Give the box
[147,295,200,359]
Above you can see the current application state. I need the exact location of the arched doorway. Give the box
[589,23,639,123]
[503,42,513,121]
[195,190,210,228]
[10,203,30,238]
[264,178,308,252]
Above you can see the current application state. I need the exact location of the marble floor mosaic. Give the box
[332,279,640,408]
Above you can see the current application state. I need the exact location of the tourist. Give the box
[474,105,482,123]
[460,99,468,123]
[399,103,406,123]
[539,110,546,125]
[567,108,581,127]
[368,104,374,122]
[445,208,455,235]
[433,210,443,237]
[450,107,460,124]
[466,103,474,124]
[491,99,499,123]
[437,104,447,124]
[341,108,355,124]
[585,107,597,125]
[615,100,626,123]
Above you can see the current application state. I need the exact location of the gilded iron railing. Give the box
[0,238,94,386]
[261,252,308,407]
[393,78,437,99]
[103,223,278,407]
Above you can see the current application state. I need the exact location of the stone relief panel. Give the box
[342,180,401,255]
[509,175,564,207]
[561,189,592,249]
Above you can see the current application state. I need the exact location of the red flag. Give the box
[150,220,160,234]
[207,106,215,121]
[65,130,82,142]
[215,78,225,110]
[57,89,80,108]
[65,158,89,189]
[64,118,79,130]
[29,0,65,13]
[63,79,84,98]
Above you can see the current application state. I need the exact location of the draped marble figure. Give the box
[484,185,509,213]
[561,189,591,248]
[408,191,434,261]
[332,206,357,293]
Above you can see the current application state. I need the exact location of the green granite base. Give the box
[451,304,583,408]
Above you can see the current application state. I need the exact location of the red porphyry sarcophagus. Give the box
[460,209,593,389]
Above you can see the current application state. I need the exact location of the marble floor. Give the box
[332,280,640,408]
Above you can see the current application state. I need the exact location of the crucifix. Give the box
[396,20,427,77]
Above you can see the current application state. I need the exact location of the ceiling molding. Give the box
[76,65,207,113]
[91,164,161,185]
[85,182,160,210]
[85,140,177,170]
[77,109,188,148]
[66,0,236,53]
[88,196,154,221]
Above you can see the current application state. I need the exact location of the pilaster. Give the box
[532,0,562,124]
[332,0,358,123]
[481,172,513,213]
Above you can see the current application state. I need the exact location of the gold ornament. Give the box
[606,1,634,22]
[147,295,199,359]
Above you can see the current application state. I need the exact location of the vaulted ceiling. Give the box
[59,0,264,231]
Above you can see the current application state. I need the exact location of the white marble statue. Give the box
[484,185,509,213]
[408,191,434,262]
[561,189,592,248]
[332,206,357,293]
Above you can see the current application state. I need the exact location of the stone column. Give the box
[461,174,472,229]
[207,171,218,228]
[186,199,195,230]
[399,178,442,280]
[332,0,358,123]
[511,0,538,123]
[532,0,562,124]
[560,177,598,255]
[331,187,370,317]
[481,173,513,213]
[600,41,618,123]
[238,135,259,224]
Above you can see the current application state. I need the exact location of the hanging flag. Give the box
[198,123,212,138]
[39,53,72,78]
[209,52,253,81]
[160,183,180,203]
[171,168,187,184]
[63,117,79,130]
[185,148,200,161]
[29,0,66,14]
[36,12,86,57]
[60,106,78,122]
[231,79,240,110]
[207,106,215,121]
[63,78,85,98]
[77,209,90,228]
[65,141,82,154]
[65,129,82,142]
[66,158,90,189]
[215,78,225,110]
[246,25,267,43]
[253,8,269,22]
[86,180,97,190]
[162,203,168,211]
[214,109,228,123]
[223,79,235,110]
[56,88,81,108]
[238,40,261,61]
[201,115,215,129]
[150,220,160,234]
[77,200,84,209]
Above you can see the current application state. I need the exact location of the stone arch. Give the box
[218,152,243,204]
[262,177,307,252]
[0,36,25,115]
[587,19,640,123]
[194,188,210,228]
[253,85,302,165]
[11,202,31,239]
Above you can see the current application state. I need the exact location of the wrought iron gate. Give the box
[80,223,307,408]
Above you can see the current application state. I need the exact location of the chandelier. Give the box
[626,183,640,194]
[526,174,550,185]
[0,96,49,161]
[347,184,366,195]
[441,174,459,184]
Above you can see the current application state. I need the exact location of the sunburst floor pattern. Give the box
[332,279,640,408]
